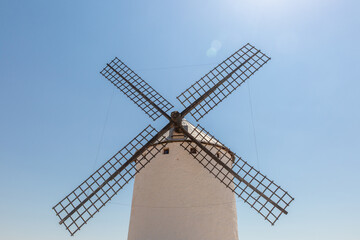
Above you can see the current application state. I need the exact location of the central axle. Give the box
[170,111,183,133]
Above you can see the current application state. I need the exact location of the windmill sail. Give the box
[178,43,270,121]
[101,57,174,121]
[53,125,168,235]
[180,124,294,225]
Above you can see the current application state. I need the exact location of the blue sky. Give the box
[0,0,359,239]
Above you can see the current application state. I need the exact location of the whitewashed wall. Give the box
[127,138,239,240]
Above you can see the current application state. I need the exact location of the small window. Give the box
[163,148,169,154]
[216,152,220,158]
[190,147,197,154]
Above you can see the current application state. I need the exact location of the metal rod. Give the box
[107,64,172,121]
[180,50,260,118]
[180,126,288,215]
[59,122,173,225]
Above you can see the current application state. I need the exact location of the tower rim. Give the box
[148,139,236,162]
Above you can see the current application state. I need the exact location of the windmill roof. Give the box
[161,119,223,147]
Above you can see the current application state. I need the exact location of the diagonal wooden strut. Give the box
[107,64,172,121]
[180,50,260,119]
[58,122,173,225]
[180,125,288,215]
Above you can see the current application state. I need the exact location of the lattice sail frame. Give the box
[53,125,167,235]
[101,57,174,121]
[177,43,270,121]
[181,125,294,225]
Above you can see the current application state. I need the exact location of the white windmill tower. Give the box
[127,119,239,240]
[53,43,294,239]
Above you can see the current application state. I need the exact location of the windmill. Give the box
[53,43,294,239]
